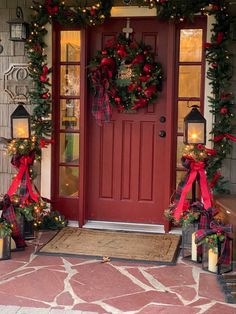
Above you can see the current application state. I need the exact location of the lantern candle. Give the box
[12,119,29,138]
[191,232,197,261]
[208,248,218,273]
[0,238,3,259]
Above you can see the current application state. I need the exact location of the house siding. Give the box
[0,1,39,195]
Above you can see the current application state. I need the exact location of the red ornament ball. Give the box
[100,57,115,67]
[143,64,152,73]
[41,93,49,99]
[40,75,47,82]
[220,107,228,114]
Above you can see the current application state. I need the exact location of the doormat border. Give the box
[36,227,181,265]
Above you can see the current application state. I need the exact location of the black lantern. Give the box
[0,236,11,260]
[8,7,29,42]
[182,222,202,262]
[202,238,233,274]
[184,105,206,145]
[11,103,30,139]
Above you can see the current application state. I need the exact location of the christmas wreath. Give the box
[88,34,163,123]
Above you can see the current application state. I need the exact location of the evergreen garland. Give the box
[144,0,235,193]
[205,2,235,193]
[7,0,235,194]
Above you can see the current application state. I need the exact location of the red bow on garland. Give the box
[7,152,39,203]
[214,133,236,142]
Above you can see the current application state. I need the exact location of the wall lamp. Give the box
[8,6,29,42]
[11,103,31,139]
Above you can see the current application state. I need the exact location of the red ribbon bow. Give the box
[214,133,236,142]
[174,160,212,220]
[7,153,38,203]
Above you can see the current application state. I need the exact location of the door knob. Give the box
[159,130,166,138]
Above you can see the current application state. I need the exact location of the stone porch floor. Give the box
[0,231,236,314]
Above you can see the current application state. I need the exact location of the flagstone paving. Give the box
[0,230,235,314]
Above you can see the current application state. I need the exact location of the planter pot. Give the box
[0,235,11,260]
[24,219,35,240]
[16,215,35,240]
[17,214,25,239]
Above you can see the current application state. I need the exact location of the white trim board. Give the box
[111,6,157,17]
[83,220,165,233]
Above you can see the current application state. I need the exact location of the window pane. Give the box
[59,166,79,197]
[176,136,185,168]
[60,133,80,164]
[60,99,80,130]
[187,123,205,144]
[178,65,201,98]
[178,101,200,133]
[179,29,203,62]
[61,31,80,62]
[60,65,80,96]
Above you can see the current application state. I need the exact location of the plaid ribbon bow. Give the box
[1,194,26,248]
[199,207,218,229]
[7,151,38,203]
[91,65,114,125]
[195,221,233,265]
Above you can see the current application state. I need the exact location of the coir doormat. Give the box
[37,227,181,264]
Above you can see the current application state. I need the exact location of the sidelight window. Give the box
[176,27,205,187]
[58,30,81,197]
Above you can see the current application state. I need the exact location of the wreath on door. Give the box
[88,34,163,124]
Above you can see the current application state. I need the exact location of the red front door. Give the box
[86,18,175,225]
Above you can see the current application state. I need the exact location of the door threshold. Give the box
[68,220,182,235]
[83,220,165,234]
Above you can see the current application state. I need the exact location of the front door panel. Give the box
[86,18,174,224]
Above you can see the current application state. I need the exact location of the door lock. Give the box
[159,130,166,138]
[159,116,166,123]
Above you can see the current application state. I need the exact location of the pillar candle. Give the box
[0,238,3,259]
[208,248,218,273]
[191,232,197,261]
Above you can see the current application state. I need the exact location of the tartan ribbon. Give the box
[1,194,26,248]
[175,158,191,202]
[7,152,38,203]
[199,207,218,229]
[91,66,113,125]
[195,221,233,265]
[214,133,236,142]
[174,157,212,220]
